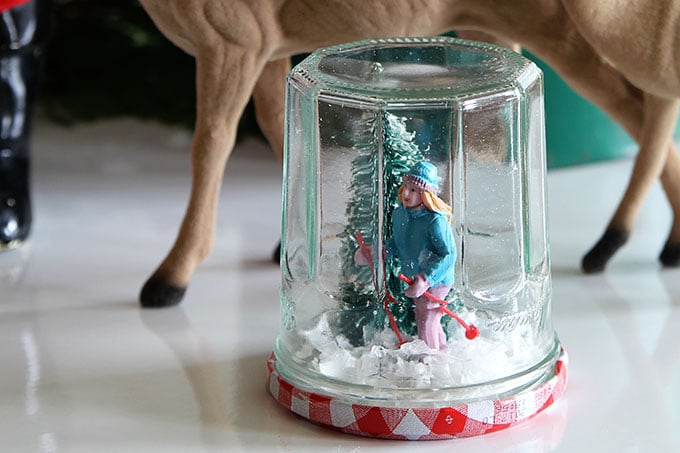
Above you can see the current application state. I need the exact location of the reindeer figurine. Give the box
[137,0,680,308]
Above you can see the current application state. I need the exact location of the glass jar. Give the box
[268,37,566,440]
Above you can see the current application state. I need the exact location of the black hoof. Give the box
[140,275,186,308]
[660,243,680,267]
[581,228,629,274]
[272,241,281,265]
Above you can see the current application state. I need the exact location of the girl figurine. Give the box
[356,161,456,350]
[389,161,455,350]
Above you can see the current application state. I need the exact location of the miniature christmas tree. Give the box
[335,112,380,346]
[336,112,425,345]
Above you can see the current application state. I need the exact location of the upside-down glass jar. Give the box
[268,37,566,440]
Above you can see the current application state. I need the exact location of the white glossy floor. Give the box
[1,118,679,452]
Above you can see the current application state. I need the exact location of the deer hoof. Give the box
[272,241,281,264]
[140,275,186,308]
[581,228,629,274]
[659,243,680,267]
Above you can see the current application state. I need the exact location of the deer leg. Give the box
[253,57,290,162]
[527,8,680,272]
[140,46,266,308]
[556,66,680,271]
[659,148,680,266]
[509,10,680,272]
[582,94,680,272]
[252,57,290,263]
[604,100,680,269]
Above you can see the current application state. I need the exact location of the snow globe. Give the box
[268,37,567,440]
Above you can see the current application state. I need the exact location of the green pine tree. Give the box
[335,111,380,346]
[335,112,424,346]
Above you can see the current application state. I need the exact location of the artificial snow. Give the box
[298,312,542,390]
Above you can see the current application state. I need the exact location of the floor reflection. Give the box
[0,244,31,286]
[591,271,680,449]
[139,308,237,449]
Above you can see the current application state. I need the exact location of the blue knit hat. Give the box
[403,161,439,193]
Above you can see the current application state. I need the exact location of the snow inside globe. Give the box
[267,37,567,440]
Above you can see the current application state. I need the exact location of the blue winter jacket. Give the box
[386,205,456,287]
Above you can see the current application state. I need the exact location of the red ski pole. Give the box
[398,274,479,340]
[355,232,406,345]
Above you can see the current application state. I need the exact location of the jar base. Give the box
[266,347,567,440]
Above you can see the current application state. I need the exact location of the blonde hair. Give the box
[398,184,452,217]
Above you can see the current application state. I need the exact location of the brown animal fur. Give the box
[137,0,680,307]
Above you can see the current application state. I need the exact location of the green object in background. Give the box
[527,52,680,169]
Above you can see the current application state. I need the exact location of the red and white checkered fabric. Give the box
[267,348,567,440]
